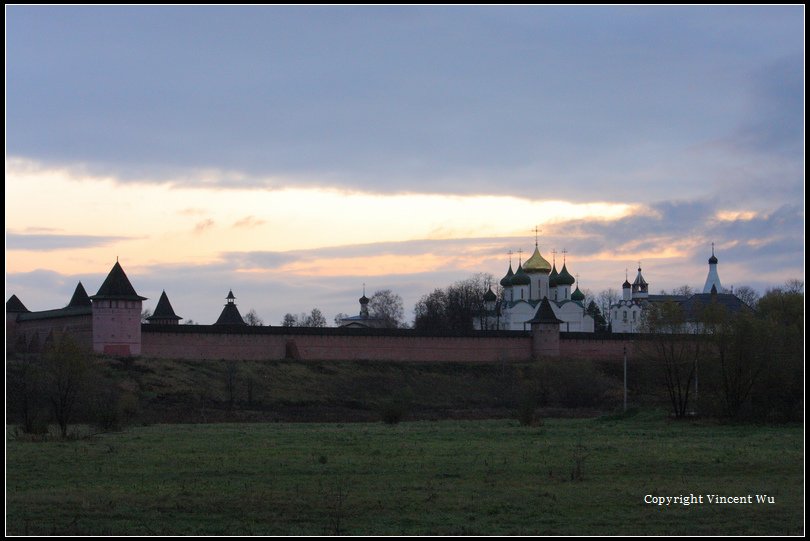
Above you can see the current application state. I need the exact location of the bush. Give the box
[541,359,617,409]
[516,386,543,426]
[379,389,413,424]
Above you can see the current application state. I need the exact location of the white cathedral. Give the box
[478,242,595,332]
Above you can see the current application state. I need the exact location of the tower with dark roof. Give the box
[631,264,649,299]
[90,261,147,355]
[147,291,182,325]
[528,298,564,359]
[67,282,92,308]
[214,290,246,325]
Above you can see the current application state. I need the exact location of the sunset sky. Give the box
[6,6,804,325]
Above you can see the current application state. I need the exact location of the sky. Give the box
[5,6,805,326]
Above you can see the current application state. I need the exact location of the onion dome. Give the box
[483,288,497,302]
[359,294,369,305]
[523,246,551,274]
[549,264,559,288]
[511,263,530,286]
[571,286,585,302]
[622,279,631,289]
[556,263,575,286]
[500,264,515,288]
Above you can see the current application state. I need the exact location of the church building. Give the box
[478,240,595,332]
[610,246,750,333]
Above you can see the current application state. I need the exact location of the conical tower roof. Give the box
[523,246,551,274]
[147,291,182,321]
[67,282,92,307]
[91,261,147,301]
[214,290,245,325]
[527,297,564,324]
[6,294,29,313]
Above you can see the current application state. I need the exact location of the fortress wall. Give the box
[291,334,532,362]
[141,331,287,360]
[559,335,637,361]
[12,315,94,352]
[141,328,532,362]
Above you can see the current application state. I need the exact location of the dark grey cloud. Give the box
[6,233,134,251]
[730,54,804,157]
[6,7,804,203]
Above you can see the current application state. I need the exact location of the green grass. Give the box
[6,412,803,535]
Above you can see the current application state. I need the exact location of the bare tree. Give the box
[224,360,238,409]
[671,285,695,297]
[304,308,327,328]
[413,274,494,331]
[732,285,761,308]
[281,313,298,327]
[640,301,699,419]
[333,313,350,327]
[369,289,405,328]
[244,308,264,326]
[42,335,90,437]
[597,288,619,329]
[783,279,804,294]
[140,308,153,323]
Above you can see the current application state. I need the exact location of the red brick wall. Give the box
[141,330,532,362]
[12,315,93,352]
[559,337,637,361]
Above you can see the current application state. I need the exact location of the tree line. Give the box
[639,280,803,421]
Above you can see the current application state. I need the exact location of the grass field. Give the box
[6,410,803,535]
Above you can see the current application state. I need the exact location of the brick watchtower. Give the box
[528,297,563,359]
[90,261,147,356]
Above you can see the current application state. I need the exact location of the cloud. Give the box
[6,232,134,251]
[6,7,803,205]
[193,219,215,234]
[232,215,266,228]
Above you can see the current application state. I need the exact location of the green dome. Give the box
[556,263,575,286]
[549,264,559,288]
[511,264,530,286]
[500,264,514,287]
[483,288,497,302]
[571,286,585,302]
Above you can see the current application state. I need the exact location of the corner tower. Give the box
[90,261,147,356]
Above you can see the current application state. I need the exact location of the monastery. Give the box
[6,246,751,362]
[610,246,751,333]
